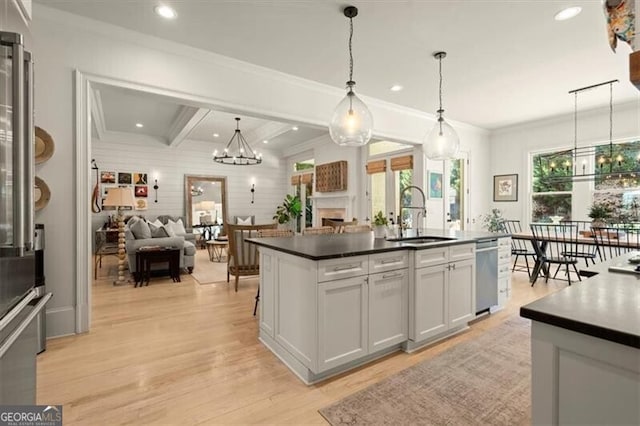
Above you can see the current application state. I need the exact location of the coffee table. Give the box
[135,247,181,287]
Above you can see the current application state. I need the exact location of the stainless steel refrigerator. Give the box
[0,31,52,405]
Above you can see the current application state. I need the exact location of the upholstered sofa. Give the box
[124,216,196,274]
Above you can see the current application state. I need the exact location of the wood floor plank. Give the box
[37,251,566,425]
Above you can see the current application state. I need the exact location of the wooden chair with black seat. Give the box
[252,228,295,315]
[591,225,640,261]
[500,219,538,279]
[226,223,277,292]
[530,223,582,286]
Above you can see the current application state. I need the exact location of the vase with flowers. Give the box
[372,210,388,238]
[588,201,612,227]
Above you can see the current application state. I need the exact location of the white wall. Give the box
[91,138,287,234]
[490,99,640,225]
[28,5,491,337]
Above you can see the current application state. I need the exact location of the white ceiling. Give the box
[91,82,327,152]
[37,0,638,130]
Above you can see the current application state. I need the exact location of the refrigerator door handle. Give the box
[0,289,36,331]
[23,52,34,252]
[0,292,51,359]
[11,36,26,255]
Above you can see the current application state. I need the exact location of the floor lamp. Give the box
[103,187,135,285]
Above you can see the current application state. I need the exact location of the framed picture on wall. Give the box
[493,174,518,202]
[428,171,443,199]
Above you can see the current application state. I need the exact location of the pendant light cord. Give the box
[348,16,354,85]
[438,55,443,115]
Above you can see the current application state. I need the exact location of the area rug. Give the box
[319,317,531,426]
[191,249,228,284]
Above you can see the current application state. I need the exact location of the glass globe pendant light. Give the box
[329,6,373,147]
[424,51,459,160]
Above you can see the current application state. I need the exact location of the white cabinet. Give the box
[318,276,368,372]
[259,251,276,338]
[314,251,408,373]
[497,237,512,308]
[410,244,475,343]
[368,269,408,353]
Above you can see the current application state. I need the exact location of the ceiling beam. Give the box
[167,107,211,147]
[245,122,293,145]
[90,88,107,141]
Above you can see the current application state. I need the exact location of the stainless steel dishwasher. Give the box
[476,238,498,314]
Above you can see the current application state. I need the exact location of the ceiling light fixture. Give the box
[329,6,373,147]
[424,51,460,161]
[135,123,144,128]
[554,6,582,21]
[212,133,219,138]
[292,126,299,131]
[263,140,269,144]
[213,117,262,166]
[390,84,403,92]
[154,5,177,19]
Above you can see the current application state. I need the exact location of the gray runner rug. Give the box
[319,317,531,426]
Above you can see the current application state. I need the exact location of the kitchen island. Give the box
[249,229,510,384]
[520,253,640,425]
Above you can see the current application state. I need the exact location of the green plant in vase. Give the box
[372,210,388,238]
[588,201,612,227]
[480,208,503,232]
[273,194,302,230]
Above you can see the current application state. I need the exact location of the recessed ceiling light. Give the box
[554,6,582,21]
[135,123,144,128]
[212,133,219,138]
[390,84,403,92]
[154,5,177,19]
[263,140,269,144]
[292,126,299,131]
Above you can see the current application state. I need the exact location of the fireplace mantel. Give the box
[310,194,356,226]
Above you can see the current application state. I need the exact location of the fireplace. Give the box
[317,208,346,227]
[312,195,355,227]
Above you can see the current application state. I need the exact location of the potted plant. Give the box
[372,210,388,238]
[273,194,302,230]
[588,201,612,227]
[480,208,503,232]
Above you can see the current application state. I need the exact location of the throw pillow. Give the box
[236,216,252,225]
[168,218,187,235]
[149,222,168,238]
[163,223,176,237]
[151,219,163,228]
[129,218,151,239]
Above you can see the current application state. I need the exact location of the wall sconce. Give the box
[250,183,255,204]
[153,179,159,203]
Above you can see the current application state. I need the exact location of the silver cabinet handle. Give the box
[23,51,34,252]
[380,258,401,264]
[382,271,403,279]
[0,293,51,358]
[0,289,36,331]
[333,264,357,272]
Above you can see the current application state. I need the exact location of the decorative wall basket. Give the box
[315,161,348,192]
[34,176,51,211]
[35,126,55,164]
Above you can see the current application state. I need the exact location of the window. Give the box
[290,157,315,231]
[531,150,573,222]
[367,141,413,225]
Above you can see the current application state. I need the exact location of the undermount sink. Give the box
[386,236,457,245]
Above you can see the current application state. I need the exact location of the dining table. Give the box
[510,228,640,285]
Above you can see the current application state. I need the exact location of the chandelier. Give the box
[190,185,204,197]
[213,117,262,165]
[537,79,639,185]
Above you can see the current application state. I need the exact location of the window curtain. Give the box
[390,155,413,171]
[366,159,386,174]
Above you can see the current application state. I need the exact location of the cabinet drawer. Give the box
[449,243,475,261]
[498,249,512,265]
[369,251,409,274]
[498,262,511,277]
[415,246,449,268]
[318,255,368,282]
[498,237,511,248]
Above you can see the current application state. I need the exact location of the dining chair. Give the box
[253,228,294,316]
[591,225,640,261]
[500,219,537,279]
[226,223,277,292]
[325,219,358,233]
[560,220,600,265]
[530,223,582,286]
[302,226,335,235]
[343,224,372,233]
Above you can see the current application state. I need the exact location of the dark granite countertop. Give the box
[521,252,640,349]
[247,228,507,261]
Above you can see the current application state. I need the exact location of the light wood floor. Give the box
[37,254,567,425]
